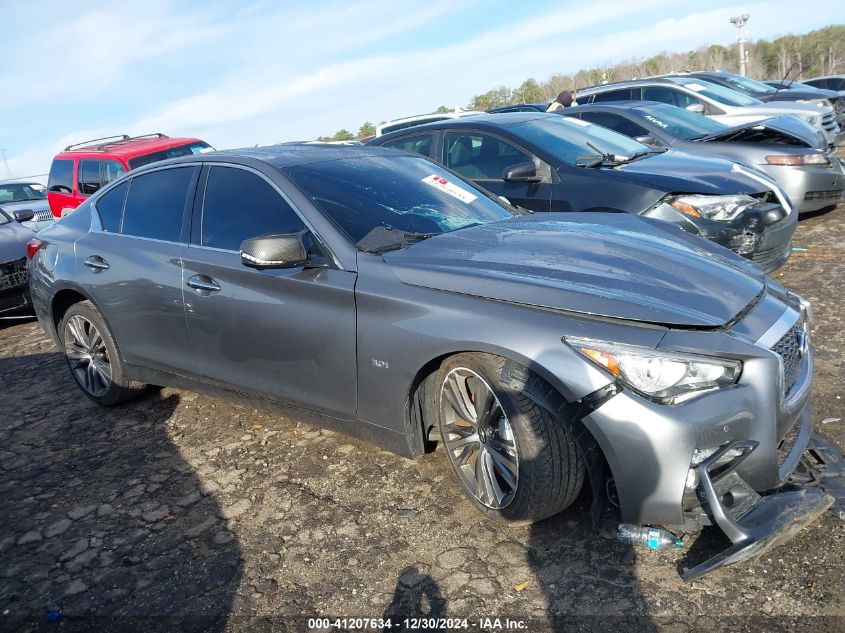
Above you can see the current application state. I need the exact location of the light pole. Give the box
[730,14,750,76]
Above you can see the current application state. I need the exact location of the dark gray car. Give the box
[29,145,834,579]
[0,208,36,314]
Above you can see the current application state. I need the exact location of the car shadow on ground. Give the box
[0,352,242,630]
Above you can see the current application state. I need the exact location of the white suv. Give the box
[375,109,486,137]
[578,77,839,149]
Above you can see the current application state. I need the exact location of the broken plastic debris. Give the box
[792,247,808,252]
[254,424,265,430]
[513,581,529,592]
[821,418,841,425]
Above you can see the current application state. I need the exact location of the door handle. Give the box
[83,255,109,272]
[186,274,221,295]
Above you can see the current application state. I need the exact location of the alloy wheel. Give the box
[64,315,112,397]
[440,367,519,509]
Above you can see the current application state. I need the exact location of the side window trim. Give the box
[193,162,343,270]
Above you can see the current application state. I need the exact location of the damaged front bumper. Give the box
[643,200,796,273]
[680,434,834,580]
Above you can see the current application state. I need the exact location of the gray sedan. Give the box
[28,145,834,579]
[560,102,845,214]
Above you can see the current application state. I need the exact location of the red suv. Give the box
[46,133,212,217]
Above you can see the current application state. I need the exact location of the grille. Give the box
[0,258,28,292]
[804,189,844,202]
[771,318,807,396]
[34,208,54,221]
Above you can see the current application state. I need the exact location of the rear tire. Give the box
[60,301,146,406]
[434,353,584,524]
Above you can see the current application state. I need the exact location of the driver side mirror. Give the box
[502,162,541,183]
[634,135,666,149]
[240,232,309,269]
[685,103,705,114]
[12,209,35,223]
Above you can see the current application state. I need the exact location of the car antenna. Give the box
[773,61,798,97]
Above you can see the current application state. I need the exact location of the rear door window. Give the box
[578,112,649,138]
[78,160,103,196]
[200,167,306,251]
[589,88,637,103]
[121,167,193,242]
[102,160,127,185]
[95,181,128,233]
[644,86,713,113]
[47,159,74,193]
[380,134,435,157]
[443,132,533,180]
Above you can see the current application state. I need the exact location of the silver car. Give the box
[578,77,841,149]
[0,181,56,232]
[29,145,836,579]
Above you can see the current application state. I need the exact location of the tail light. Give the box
[26,239,43,260]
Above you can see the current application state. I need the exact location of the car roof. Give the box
[0,180,42,186]
[578,77,675,93]
[374,112,552,139]
[129,143,414,172]
[569,100,664,111]
[487,103,548,112]
[54,135,206,161]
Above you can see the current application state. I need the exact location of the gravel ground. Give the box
[1,203,844,632]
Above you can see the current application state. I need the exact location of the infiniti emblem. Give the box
[796,329,810,358]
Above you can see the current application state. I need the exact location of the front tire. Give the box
[60,301,146,406]
[435,353,584,524]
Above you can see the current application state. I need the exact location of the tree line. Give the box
[318,24,844,140]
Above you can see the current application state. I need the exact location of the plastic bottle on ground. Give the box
[616,524,683,550]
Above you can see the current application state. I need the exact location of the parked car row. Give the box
[370,112,799,271]
[15,69,845,580]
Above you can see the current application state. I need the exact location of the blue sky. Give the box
[1,0,843,179]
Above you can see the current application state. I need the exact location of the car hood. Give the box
[0,199,50,212]
[757,89,837,102]
[738,101,834,117]
[384,213,765,327]
[695,116,821,148]
[598,150,766,195]
[0,220,34,264]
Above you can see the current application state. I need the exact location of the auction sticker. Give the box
[422,174,477,203]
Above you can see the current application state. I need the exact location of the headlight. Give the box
[799,113,820,126]
[765,153,830,166]
[566,337,742,403]
[669,194,758,221]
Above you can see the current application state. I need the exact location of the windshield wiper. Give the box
[356,226,435,254]
[576,141,624,168]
